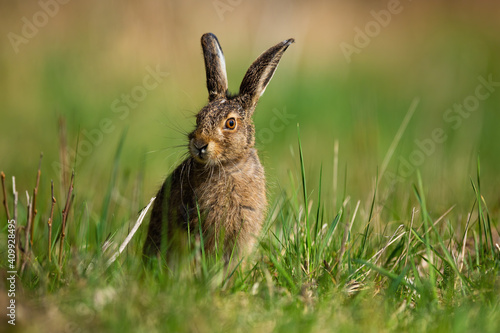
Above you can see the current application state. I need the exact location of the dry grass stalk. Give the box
[405,207,416,267]
[106,196,156,268]
[332,140,339,208]
[15,227,23,271]
[12,176,18,222]
[22,191,32,274]
[59,171,75,268]
[459,212,473,273]
[58,117,69,191]
[48,180,56,262]
[336,199,360,278]
[30,153,43,247]
[1,171,11,221]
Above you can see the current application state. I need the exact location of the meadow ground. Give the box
[1,1,500,332]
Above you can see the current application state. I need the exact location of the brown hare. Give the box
[143,33,294,266]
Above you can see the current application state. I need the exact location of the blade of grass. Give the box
[378,98,420,181]
[333,140,339,209]
[354,259,420,293]
[1,171,11,221]
[106,196,155,268]
[413,171,438,300]
[405,207,416,267]
[268,252,297,294]
[360,171,378,257]
[314,163,323,243]
[196,201,208,277]
[99,129,128,244]
[318,212,341,261]
[460,200,476,273]
[352,225,406,280]
[297,124,311,274]
[475,157,495,257]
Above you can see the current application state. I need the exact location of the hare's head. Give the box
[188,33,294,166]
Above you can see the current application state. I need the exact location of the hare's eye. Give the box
[225,118,236,130]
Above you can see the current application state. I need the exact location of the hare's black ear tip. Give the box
[281,38,295,50]
[202,33,218,43]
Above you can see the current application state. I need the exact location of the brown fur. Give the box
[143,33,294,264]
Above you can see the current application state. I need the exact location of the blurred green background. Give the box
[1,0,499,218]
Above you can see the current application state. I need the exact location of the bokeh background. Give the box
[1,0,500,218]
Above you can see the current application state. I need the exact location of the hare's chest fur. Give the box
[191,150,266,236]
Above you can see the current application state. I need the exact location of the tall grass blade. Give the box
[361,171,378,257]
[413,171,438,300]
[297,124,311,273]
[100,129,128,244]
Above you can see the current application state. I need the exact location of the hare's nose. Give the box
[193,141,208,155]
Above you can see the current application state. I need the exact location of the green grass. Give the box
[1,131,499,332]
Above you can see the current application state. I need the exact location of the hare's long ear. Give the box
[201,33,228,101]
[239,38,294,111]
